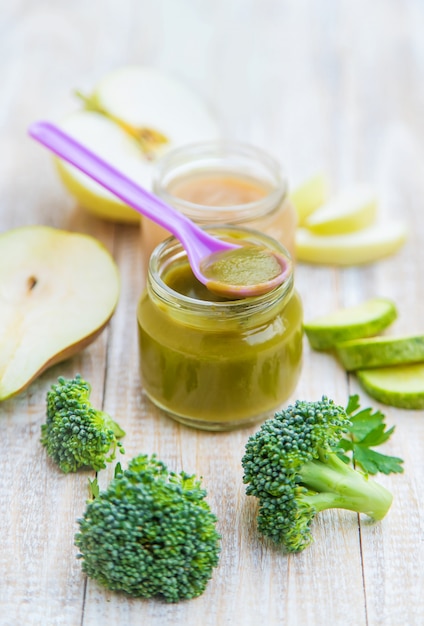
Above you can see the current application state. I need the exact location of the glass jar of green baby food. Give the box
[137,226,303,431]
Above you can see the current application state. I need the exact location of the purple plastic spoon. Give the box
[29,121,290,298]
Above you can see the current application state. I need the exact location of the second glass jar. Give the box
[140,141,298,271]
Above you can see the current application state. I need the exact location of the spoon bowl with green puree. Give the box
[29,121,289,299]
[200,244,289,297]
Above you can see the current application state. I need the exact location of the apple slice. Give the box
[92,66,220,149]
[56,66,221,223]
[303,185,377,235]
[0,226,119,400]
[295,219,407,265]
[56,111,152,223]
[289,173,329,225]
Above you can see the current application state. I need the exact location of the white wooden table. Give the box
[1,2,424,625]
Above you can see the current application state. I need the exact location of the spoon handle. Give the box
[29,121,204,240]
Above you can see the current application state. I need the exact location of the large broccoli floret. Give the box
[41,375,125,473]
[242,397,393,552]
[74,454,221,602]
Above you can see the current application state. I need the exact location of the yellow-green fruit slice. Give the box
[295,220,407,265]
[0,226,120,400]
[336,335,424,370]
[56,66,221,223]
[93,66,220,147]
[289,173,329,225]
[56,112,147,222]
[357,364,424,409]
[304,185,377,235]
[304,298,397,350]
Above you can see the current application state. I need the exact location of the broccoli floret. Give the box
[41,375,125,473]
[242,397,393,553]
[74,454,221,602]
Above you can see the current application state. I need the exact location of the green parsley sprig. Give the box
[338,395,404,475]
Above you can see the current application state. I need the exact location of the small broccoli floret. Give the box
[242,397,393,552]
[41,375,125,473]
[74,454,221,602]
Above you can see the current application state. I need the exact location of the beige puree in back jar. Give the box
[140,141,297,270]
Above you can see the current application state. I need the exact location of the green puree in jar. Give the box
[164,260,230,301]
[137,257,303,429]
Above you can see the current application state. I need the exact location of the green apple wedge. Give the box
[56,66,221,223]
[55,111,151,223]
[295,219,408,265]
[0,226,119,400]
[303,185,377,235]
[91,66,220,150]
[289,173,329,225]
[303,298,397,350]
[357,364,424,409]
[336,335,424,370]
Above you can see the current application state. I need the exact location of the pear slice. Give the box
[304,298,397,350]
[289,173,329,225]
[0,226,119,400]
[357,364,424,409]
[295,219,407,265]
[336,335,424,371]
[304,185,377,235]
[57,66,221,223]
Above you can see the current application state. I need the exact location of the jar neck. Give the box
[147,228,294,331]
[153,141,288,223]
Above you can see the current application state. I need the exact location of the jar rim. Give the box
[153,140,288,222]
[147,225,294,320]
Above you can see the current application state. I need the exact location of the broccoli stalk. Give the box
[75,454,221,602]
[41,375,125,473]
[299,451,392,520]
[242,397,394,552]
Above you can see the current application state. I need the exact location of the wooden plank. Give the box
[351,130,424,626]
[336,3,424,623]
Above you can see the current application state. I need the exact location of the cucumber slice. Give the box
[336,335,424,370]
[304,298,397,350]
[357,364,424,409]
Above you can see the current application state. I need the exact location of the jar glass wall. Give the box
[140,142,297,272]
[137,226,303,431]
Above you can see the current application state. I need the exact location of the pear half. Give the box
[0,226,119,400]
[56,66,221,222]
